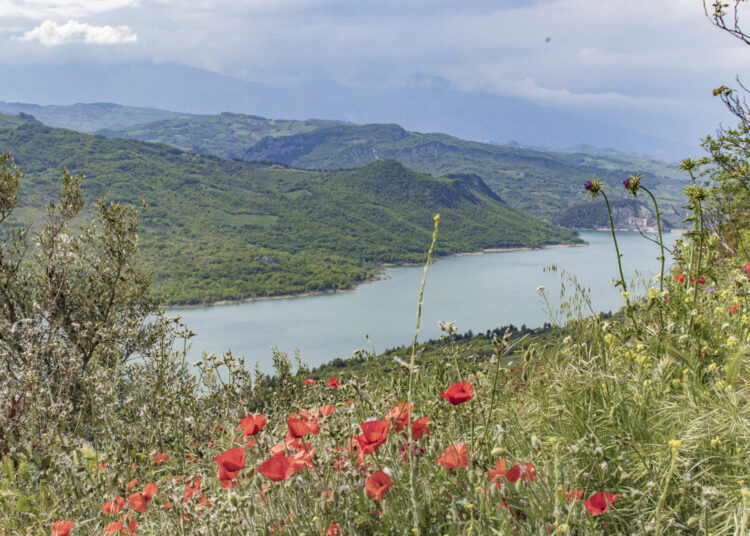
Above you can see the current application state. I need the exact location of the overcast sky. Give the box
[2,0,750,143]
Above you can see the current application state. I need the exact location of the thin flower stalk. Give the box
[406,213,440,536]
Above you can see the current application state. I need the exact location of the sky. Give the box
[1,0,750,145]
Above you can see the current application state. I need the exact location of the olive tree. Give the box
[0,154,170,455]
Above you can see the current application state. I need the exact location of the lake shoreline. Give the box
[169,241,588,309]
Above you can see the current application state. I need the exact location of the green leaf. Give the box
[1,456,13,485]
[17,461,30,483]
[15,496,33,513]
[725,345,747,384]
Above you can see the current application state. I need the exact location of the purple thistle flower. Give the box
[584,180,593,191]
[623,178,631,189]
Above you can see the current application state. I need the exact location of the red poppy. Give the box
[410,416,431,440]
[742,261,750,273]
[326,523,342,536]
[303,378,316,385]
[365,471,396,501]
[690,275,707,285]
[214,447,246,488]
[288,447,316,475]
[504,464,522,483]
[439,381,474,404]
[675,273,685,283]
[328,377,341,388]
[354,420,390,455]
[386,402,413,431]
[257,450,315,483]
[214,447,246,472]
[486,458,508,488]
[104,514,138,535]
[564,489,583,502]
[125,478,138,491]
[270,442,286,457]
[182,476,201,503]
[287,411,320,438]
[436,443,468,469]
[152,452,168,464]
[520,462,536,483]
[257,455,292,481]
[584,491,618,516]
[238,414,267,437]
[128,481,158,513]
[102,496,127,514]
[287,417,313,438]
[729,303,740,315]
[94,461,107,472]
[51,520,73,536]
[318,405,335,417]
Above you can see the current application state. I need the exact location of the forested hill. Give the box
[241,123,687,221]
[0,121,580,304]
[1,103,688,225]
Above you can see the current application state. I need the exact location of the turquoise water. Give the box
[169,231,675,372]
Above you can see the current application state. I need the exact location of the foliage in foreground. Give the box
[1,165,748,535]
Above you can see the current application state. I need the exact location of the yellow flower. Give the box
[726,336,738,349]
[604,333,614,345]
[649,287,659,299]
[669,439,682,454]
[710,437,721,448]
[621,291,629,299]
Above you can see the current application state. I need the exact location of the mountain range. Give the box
[0,62,697,159]
[0,102,689,224]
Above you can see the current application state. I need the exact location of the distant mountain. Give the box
[241,122,689,222]
[0,62,696,159]
[0,101,191,132]
[0,120,580,304]
[97,112,345,159]
[0,102,689,224]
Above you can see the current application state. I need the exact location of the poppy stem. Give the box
[406,214,440,536]
[654,446,679,535]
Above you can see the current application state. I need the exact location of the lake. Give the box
[169,230,676,372]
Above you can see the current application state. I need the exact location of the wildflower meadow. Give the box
[1,144,748,535]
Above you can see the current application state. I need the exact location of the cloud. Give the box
[0,0,138,19]
[18,19,137,45]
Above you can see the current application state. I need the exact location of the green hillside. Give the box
[0,123,580,304]
[242,123,688,222]
[1,104,688,224]
[0,112,39,129]
[97,112,345,159]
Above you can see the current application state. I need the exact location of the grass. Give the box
[1,199,748,535]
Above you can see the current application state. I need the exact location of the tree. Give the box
[704,0,750,45]
[0,154,169,455]
[699,1,750,258]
